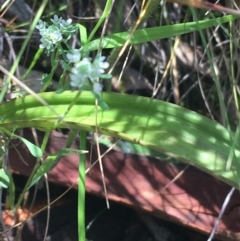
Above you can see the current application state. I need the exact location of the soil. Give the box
[2,176,221,241]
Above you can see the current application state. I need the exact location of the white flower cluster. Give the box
[67,49,110,94]
[36,15,111,96]
[36,15,77,55]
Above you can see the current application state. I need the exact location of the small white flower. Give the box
[51,15,62,25]
[69,74,86,88]
[92,54,109,71]
[69,57,92,88]
[66,49,81,63]
[59,18,72,28]
[66,19,72,24]
[39,38,52,50]
[36,15,77,54]
[88,54,110,81]
[89,68,101,81]
[93,82,103,95]
[70,68,87,88]
[67,51,110,95]
[74,57,92,76]
[36,19,46,31]
[49,27,62,44]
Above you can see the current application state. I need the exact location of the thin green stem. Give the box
[78,130,87,241]
[87,0,113,43]
[55,91,82,127]
[41,48,60,92]
[191,9,230,129]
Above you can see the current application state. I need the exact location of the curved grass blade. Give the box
[81,15,239,52]
[0,91,239,188]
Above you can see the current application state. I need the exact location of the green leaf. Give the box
[0,91,239,188]
[81,15,240,52]
[78,24,88,45]
[29,148,88,188]
[0,168,10,188]
[41,73,50,85]
[6,169,15,210]
[15,136,42,158]
[100,74,112,79]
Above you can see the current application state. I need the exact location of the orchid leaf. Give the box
[0,91,239,188]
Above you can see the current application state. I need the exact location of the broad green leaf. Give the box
[0,91,239,188]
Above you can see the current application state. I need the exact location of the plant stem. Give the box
[78,130,87,241]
